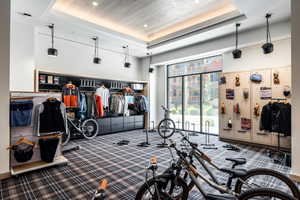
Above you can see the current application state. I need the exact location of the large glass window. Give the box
[167,55,222,135]
[168,77,183,129]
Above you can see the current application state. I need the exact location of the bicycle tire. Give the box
[158,119,176,139]
[235,168,300,199]
[81,118,99,139]
[135,174,188,200]
[238,188,295,200]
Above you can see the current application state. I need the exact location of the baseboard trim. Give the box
[0,172,11,180]
[290,174,300,183]
[219,137,291,152]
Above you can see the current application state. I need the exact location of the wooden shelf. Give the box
[11,156,68,176]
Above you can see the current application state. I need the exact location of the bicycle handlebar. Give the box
[161,105,169,112]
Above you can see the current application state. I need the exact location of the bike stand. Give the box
[62,144,81,154]
[201,121,217,150]
[137,129,151,147]
[157,130,168,148]
[148,121,157,133]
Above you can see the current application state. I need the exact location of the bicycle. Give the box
[135,157,189,200]
[162,132,299,199]
[62,115,99,145]
[157,105,176,139]
[92,179,108,200]
[136,139,296,200]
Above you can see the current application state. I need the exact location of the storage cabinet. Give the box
[97,115,144,135]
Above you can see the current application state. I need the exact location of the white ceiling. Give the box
[53,0,236,41]
[11,0,291,58]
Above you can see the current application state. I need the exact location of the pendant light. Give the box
[123,45,131,68]
[232,23,242,59]
[47,24,58,57]
[92,37,101,64]
[147,52,154,73]
[262,13,274,54]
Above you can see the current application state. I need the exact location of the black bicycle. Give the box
[158,105,176,139]
[135,157,189,200]
[171,132,300,199]
[135,139,297,200]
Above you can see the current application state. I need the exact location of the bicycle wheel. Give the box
[81,118,99,139]
[238,188,295,200]
[135,174,188,200]
[235,168,300,199]
[158,119,176,139]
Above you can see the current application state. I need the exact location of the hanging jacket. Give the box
[33,99,67,136]
[62,83,80,108]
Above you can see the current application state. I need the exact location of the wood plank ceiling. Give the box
[53,0,238,41]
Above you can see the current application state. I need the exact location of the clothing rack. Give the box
[266,98,290,166]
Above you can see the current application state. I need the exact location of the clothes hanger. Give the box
[7,138,35,149]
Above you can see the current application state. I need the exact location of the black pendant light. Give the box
[147,52,154,73]
[47,24,58,57]
[92,37,101,64]
[123,45,131,68]
[232,23,242,59]
[262,13,274,54]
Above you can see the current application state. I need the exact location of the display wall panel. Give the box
[232,71,251,142]
[271,67,291,148]
[251,69,273,146]
[219,66,291,149]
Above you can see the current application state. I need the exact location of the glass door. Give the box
[202,72,220,134]
[168,77,183,129]
[183,75,201,132]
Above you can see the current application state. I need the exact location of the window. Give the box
[167,55,222,134]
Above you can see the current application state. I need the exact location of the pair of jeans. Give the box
[10,100,33,127]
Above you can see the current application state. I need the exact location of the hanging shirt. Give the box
[95,87,110,108]
[95,95,104,118]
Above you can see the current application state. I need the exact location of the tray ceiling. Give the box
[53,0,238,41]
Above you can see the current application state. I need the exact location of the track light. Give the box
[47,24,58,57]
[92,37,101,64]
[232,23,242,59]
[123,45,131,68]
[262,13,274,54]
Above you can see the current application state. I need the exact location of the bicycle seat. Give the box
[220,168,247,178]
[225,158,246,167]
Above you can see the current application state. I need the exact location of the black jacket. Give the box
[260,102,291,136]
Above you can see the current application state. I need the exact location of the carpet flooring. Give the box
[0,130,298,200]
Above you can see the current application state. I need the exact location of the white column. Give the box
[291,0,300,178]
[0,0,11,176]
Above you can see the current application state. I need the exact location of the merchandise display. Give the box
[250,73,262,83]
[226,89,235,99]
[273,72,280,84]
[10,100,33,127]
[260,87,272,99]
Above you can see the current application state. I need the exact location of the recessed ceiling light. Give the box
[144,24,148,28]
[92,1,99,7]
[195,0,200,4]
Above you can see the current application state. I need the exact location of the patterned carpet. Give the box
[0,130,298,200]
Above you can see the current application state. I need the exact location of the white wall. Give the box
[35,31,144,83]
[223,38,291,72]
[291,0,300,178]
[10,21,35,91]
[149,20,290,66]
[0,0,10,175]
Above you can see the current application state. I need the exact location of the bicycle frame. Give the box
[67,117,83,133]
[169,141,239,198]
